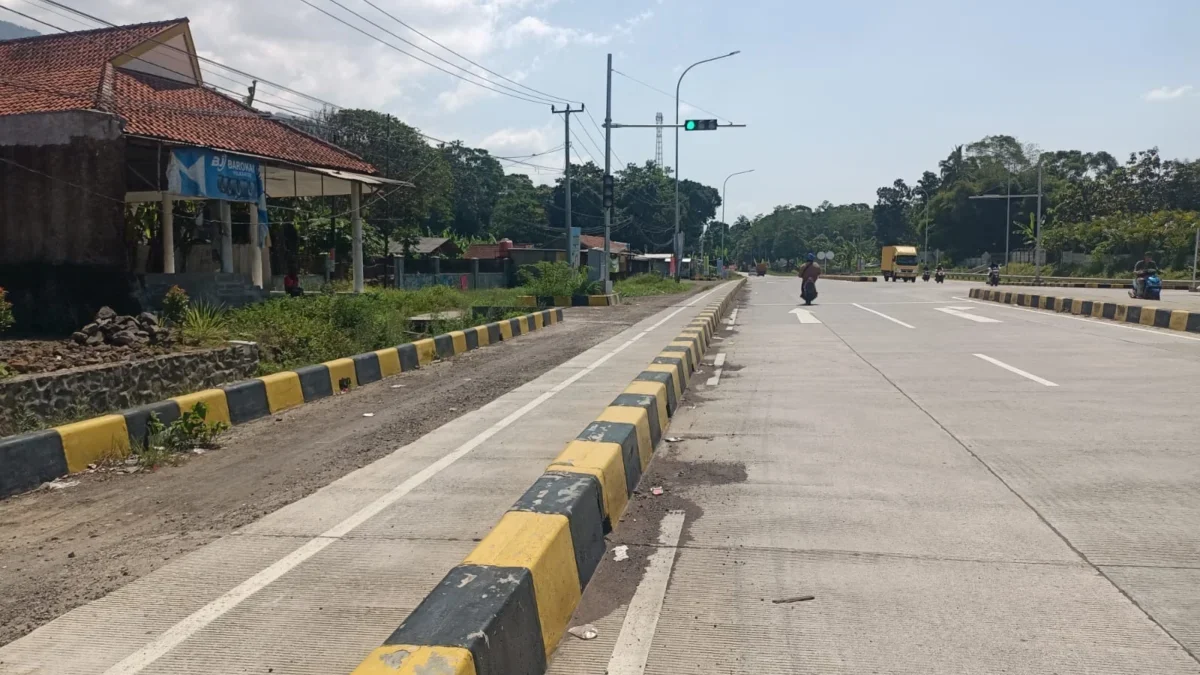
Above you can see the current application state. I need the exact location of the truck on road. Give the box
[881,245,919,282]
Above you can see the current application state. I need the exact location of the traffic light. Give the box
[684,119,718,131]
[602,174,614,209]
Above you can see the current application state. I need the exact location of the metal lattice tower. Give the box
[654,112,664,168]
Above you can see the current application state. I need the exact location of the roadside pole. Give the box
[1192,227,1199,292]
[603,54,613,293]
[552,104,585,268]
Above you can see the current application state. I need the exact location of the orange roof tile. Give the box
[0,19,376,174]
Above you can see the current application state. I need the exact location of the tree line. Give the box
[277,108,719,268]
[716,134,1200,274]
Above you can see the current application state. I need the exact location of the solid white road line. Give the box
[935,306,1002,323]
[706,353,726,386]
[973,353,1059,387]
[954,296,1200,343]
[789,308,822,324]
[852,303,915,328]
[101,286,726,675]
[605,510,687,675]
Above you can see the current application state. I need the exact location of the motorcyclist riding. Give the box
[1133,252,1157,298]
[799,253,821,305]
[988,261,1000,286]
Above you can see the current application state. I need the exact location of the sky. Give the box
[2,0,1198,224]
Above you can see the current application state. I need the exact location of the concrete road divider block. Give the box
[643,362,684,405]
[595,405,654,470]
[532,312,545,330]
[413,339,437,366]
[610,392,664,447]
[485,322,503,344]
[511,472,606,587]
[323,358,358,392]
[256,372,305,413]
[221,379,272,425]
[352,353,384,386]
[622,380,670,430]
[449,330,470,354]
[351,645,477,675]
[382,564,545,675]
[517,315,531,335]
[463,511,581,663]
[970,286,1200,334]
[663,340,698,372]
[577,420,643,496]
[0,430,67,497]
[293,364,333,401]
[56,414,130,473]
[547,440,631,528]
[434,334,456,360]
[465,328,481,350]
[396,344,420,372]
[498,321,514,341]
[373,348,403,378]
[172,389,233,426]
[122,400,181,448]
[635,370,679,418]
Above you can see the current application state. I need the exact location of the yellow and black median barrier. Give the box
[970,288,1200,333]
[821,274,877,282]
[517,293,620,308]
[0,309,565,499]
[349,278,744,675]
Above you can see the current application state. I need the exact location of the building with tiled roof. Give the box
[0,19,398,330]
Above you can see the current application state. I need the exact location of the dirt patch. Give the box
[0,290,706,647]
[570,445,747,625]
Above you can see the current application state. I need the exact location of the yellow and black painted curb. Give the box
[970,288,1200,333]
[947,273,1193,290]
[517,294,621,308]
[822,274,877,282]
[349,278,745,675]
[0,309,565,499]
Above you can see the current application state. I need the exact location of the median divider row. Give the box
[518,293,620,308]
[350,278,744,675]
[0,309,565,499]
[948,273,1193,290]
[822,274,877,282]
[970,287,1200,333]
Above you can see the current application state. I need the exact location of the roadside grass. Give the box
[227,285,527,374]
[614,274,693,297]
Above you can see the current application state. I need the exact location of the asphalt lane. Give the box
[553,276,1200,674]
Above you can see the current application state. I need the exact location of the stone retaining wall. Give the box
[0,343,259,437]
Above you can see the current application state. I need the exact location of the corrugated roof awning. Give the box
[263,164,411,198]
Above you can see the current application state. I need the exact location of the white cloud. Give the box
[1143,85,1193,102]
[614,10,653,37]
[504,15,610,48]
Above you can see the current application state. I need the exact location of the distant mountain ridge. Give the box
[0,19,40,41]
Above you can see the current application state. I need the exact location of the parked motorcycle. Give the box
[1130,271,1162,301]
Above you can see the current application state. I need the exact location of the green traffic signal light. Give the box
[685,120,697,131]
[684,119,717,131]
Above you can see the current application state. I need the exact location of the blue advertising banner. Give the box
[168,148,268,244]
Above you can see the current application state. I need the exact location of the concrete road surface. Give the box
[554,276,1200,675]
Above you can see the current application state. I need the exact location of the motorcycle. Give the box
[801,280,818,306]
[934,270,945,284]
[987,269,1000,286]
[922,270,931,282]
[1130,271,1162,301]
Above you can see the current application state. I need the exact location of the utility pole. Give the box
[552,103,585,268]
[1004,173,1011,271]
[603,55,614,293]
[1035,163,1043,283]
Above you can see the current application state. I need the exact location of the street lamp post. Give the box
[721,169,754,250]
[912,187,930,266]
[969,164,1044,281]
[674,50,740,280]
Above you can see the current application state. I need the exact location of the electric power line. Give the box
[583,107,624,168]
[296,0,551,106]
[612,68,732,123]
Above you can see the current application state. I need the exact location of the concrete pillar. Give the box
[432,256,441,276]
[351,181,363,294]
[219,200,234,273]
[470,258,480,290]
[394,255,405,289]
[161,194,175,273]
[249,203,263,288]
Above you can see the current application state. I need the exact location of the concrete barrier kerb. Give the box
[969,287,1200,334]
[0,308,567,499]
[347,277,746,675]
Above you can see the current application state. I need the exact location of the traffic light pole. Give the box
[552,103,585,268]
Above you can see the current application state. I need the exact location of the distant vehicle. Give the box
[881,245,919,282]
[988,268,1001,286]
[755,262,767,276]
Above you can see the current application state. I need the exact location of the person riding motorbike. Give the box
[934,264,946,283]
[1132,252,1158,298]
[799,253,821,304]
[988,261,1000,286]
